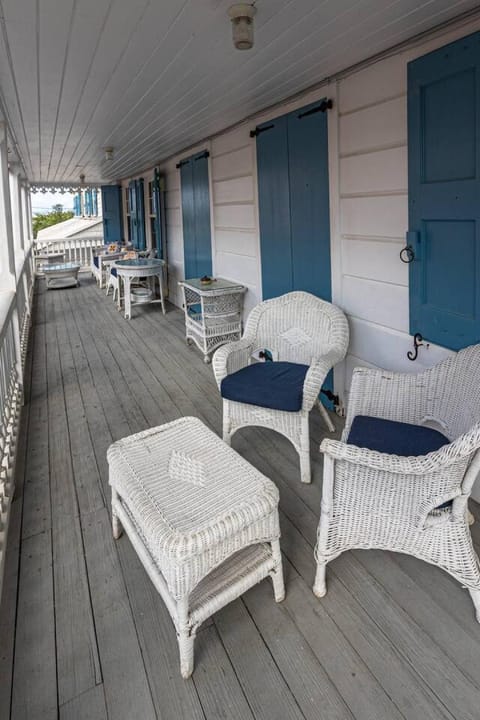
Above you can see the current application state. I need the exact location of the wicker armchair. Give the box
[212,291,349,484]
[314,344,480,620]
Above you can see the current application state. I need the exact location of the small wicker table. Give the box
[114,258,166,320]
[43,262,81,289]
[178,277,246,363]
[107,416,284,678]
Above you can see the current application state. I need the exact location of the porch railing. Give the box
[34,234,105,272]
[0,245,34,597]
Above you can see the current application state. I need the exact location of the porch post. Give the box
[9,163,24,265]
[0,122,23,401]
[25,184,33,247]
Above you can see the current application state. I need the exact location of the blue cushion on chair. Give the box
[221,361,309,412]
[347,416,449,456]
[347,416,451,509]
[93,255,99,268]
[111,267,117,278]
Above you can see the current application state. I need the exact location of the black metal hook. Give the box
[407,333,424,361]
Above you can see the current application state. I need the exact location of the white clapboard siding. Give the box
[340,146,407,196]
[339,96,407,156]
[162,159,184,308]
[341,195,407,238]
[211,130,261,315]
[211,147,253,182]
[342,238,408,286]
[213,204,257,231]
[213,176,254,205]
[343,276,409,332]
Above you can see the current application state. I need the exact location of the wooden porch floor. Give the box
[2,277,480,720]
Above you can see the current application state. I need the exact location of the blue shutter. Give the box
[85,189,92,216]
[180,159,196,277]
[135,178,146,250]
[153,169,164,259]
[288,101,332,301]
[101,185,124,243]
[256,99,333,405]
[256,101,331,301]
[408,31,480,350]
[128,180,138,247]
[256,116,292,300]
[180,151,212,278]
[192,152,212,278]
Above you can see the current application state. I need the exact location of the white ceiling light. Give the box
[228,3,256,50]
[103,146,114,161]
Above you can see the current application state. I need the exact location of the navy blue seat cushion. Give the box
[347,416,449,456]
[348,416,451,508]
[93,255,99,268]
[221,361,309,412]
[111,267,117,278]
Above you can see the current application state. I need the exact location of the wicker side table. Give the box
[178,277,246,363]
[107,416,284,678]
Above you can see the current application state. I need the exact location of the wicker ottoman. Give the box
[107,416,285,678]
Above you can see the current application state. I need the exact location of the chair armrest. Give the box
[320,436,478,528]
[212,339,255,388]
[344,366,434,437]
[320,434,477,475]
[302,350,344,411]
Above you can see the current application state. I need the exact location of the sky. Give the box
[30,190,74,215]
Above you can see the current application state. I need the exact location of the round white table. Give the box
[114,258,166,319]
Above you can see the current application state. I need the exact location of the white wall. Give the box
[122,14,480,399]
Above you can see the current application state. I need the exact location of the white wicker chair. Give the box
[314,344,480,621]
[213,291,349,484]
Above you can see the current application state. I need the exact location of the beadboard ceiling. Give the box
[0,0,478,184]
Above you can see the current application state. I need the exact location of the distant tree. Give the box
[33,204,74,238]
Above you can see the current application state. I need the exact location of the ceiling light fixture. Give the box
[104,146,114,161]
[228,3,256,50]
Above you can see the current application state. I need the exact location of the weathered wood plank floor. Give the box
[2,276,480,719]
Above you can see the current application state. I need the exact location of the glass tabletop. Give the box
[115,258,165,268]
[43,262,80,271]
[180,277,245,292]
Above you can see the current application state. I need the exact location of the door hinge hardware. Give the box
[400,245,415,263]
[250,123,274,138]
[298,99,333,119]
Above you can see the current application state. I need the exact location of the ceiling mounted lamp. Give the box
[104,146,114,161]
[228,3,256,50]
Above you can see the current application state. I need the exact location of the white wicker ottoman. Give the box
[107,416,285,678]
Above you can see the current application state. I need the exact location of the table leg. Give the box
[158,272,166,315]
[124,276,132,320]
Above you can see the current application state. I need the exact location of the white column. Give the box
[20,181,29,250]
[0,122,23,398]
[8,164,24,266]
[26,186,33,244]
[0,122,16,289]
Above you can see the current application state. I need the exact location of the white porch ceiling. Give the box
[0,0,478,184]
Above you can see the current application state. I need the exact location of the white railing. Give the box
[16,245,34,364]
[0,245,34,597]
[34,234,105,272]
